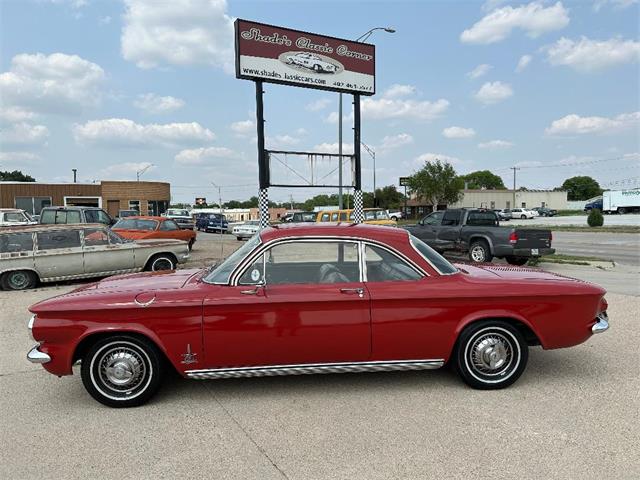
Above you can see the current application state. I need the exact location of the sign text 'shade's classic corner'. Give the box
[235,19,375,95]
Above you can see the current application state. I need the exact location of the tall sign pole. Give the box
[255,80,270,229]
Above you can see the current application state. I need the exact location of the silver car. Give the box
[232,220,261,240]
[0,224,190,290]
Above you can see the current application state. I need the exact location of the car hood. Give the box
[29,269,202,314]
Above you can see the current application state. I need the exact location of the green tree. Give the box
[561,176,602,201]
[373,185,406,208]
[459,170,506,190]
[405,160,463,210]
[0,170,35,182]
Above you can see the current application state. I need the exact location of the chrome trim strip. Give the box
[186,359,444,380]
[27,344,51,364]
[592,312,609,334]
[28,314,36,341]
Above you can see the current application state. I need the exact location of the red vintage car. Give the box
[26,224,609,407]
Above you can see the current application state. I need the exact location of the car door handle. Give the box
[340,287,364,298]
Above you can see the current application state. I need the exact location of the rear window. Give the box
[466,211,498,226]
[114,219,158,230]
[40,210,82,224]
[0,232,34,253]
[37,230,81,250]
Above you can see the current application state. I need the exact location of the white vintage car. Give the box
[232,220,261,240]
[0,224,189,290]
[0,208,37,227]
[285,52,337,73]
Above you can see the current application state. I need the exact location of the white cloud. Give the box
[305,98,332,112]
[313,142,354,154]
[545,111,640,135]
[0,151,41,163]
[324,110,354,124]
[383,84,417,98]
[133,93,185,114]
[230,119,255,136]
[516,54,532,72]
[175,146,238,165]
[461,1,569,44]
[475,81,513,104]
[98,161,155,180]
[73,118,215,147]
[379,133,413,150]
[593,0,638,11]
[414,153,462,167]
[0,122,49,147]
[121,0,234,72]
[0,52,105,115]
[0,107,36,124]
[478,139,514,149]
[546,36,640,72]
[266,134,301,149]
[442,126,476,139]
[467,64,492,79]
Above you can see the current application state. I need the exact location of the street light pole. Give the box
[136,164,154,181]
[338,26,395,210]
[361,141,376,205]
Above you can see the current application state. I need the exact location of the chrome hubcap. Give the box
[98,347,146,393]
[469,333,513,376]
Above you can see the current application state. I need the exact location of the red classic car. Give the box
[27,224,609,407]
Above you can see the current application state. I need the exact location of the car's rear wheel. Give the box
[520,214,527,219]
[453,320,528,389]
[469,240,493,263]
[81,335,164,407]
[145,254,175,272]
[1,270,37,290]
[506,256,529,266]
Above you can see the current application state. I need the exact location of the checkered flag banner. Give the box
[258,188,270,229]
[353,189,364,223]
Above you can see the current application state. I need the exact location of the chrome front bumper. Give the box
[27,344,51,364]
[592,312,609,334]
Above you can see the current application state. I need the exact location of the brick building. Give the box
[0,180,171,217]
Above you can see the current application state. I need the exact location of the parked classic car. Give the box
[317,208,397,226]
[26,223,608,407]
[290,211,318,223]
[232,219,261,240]
[195,213,228,233]
[40,206,115,226]
[0,224,189,290]
[161,208,195,230]
[0,208,37,227]
[285,52,337,73]
[112,216,197,250]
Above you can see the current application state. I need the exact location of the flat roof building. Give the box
[0,180,170,217]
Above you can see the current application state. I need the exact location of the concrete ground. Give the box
[546,231,640,266]
[508,213,640,227]
[1,230,638,479]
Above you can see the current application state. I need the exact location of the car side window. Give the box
[331,212,339,221]
[5,213,25,222]
[423,212,443,226]
[0,232,34,253]
[339,212,348,221]
[442,210,461,226]
[36,230,81,250]
[365,245,423,282]
[320,213,330,222]
[84,228,109,247]
[160,220,178,231]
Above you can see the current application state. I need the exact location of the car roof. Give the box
[0,223,107,233]
[116,216,163,221]
[259,223,409,243]
[41,206,103,210]
[0,208,24,212]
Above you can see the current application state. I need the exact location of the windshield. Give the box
[113,219,158,231]
[204,234,261,284]
[409,235,458,275]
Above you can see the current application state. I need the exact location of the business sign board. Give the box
[235,19,375,95]
[195,197,207,206]
[399,177,410,187]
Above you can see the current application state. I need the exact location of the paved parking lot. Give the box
[508,213,640,227]
[1,229,639,479]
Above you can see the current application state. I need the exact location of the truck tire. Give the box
[618,207,627,214]
[469,240,493,263]
[506,256,528,266]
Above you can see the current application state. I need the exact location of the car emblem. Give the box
[181,344,198,364]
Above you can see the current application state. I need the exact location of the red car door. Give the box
[202,240,371,368]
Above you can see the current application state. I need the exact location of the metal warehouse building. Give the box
[0,180,171,217]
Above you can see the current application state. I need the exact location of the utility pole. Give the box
[211,182,224,258]
[72,169,77,183]
[510,167,520,209]
[361,142,376,206]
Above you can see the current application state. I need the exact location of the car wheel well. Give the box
[457,317,541,347]
[144,252,178,270]
[72,331,175,370]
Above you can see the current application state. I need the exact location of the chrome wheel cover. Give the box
[90,341,153,401]
[464,327,520,384]
[152,258,173,271]
[470,245,486,262]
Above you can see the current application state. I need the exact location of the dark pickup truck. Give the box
[404,208,555,265]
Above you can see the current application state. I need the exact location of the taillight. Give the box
[509,231,518,244]
[549,231,553,244]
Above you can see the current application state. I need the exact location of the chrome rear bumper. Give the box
[592,312,609,334]
[27,344,51,364]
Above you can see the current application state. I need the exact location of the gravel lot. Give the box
[1,230,638,479]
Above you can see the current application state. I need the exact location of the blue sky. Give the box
[1,0,638,204]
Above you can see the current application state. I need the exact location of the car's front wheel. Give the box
[81,335,164,407]
[453,320,528,389]
[145,254,176,271]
